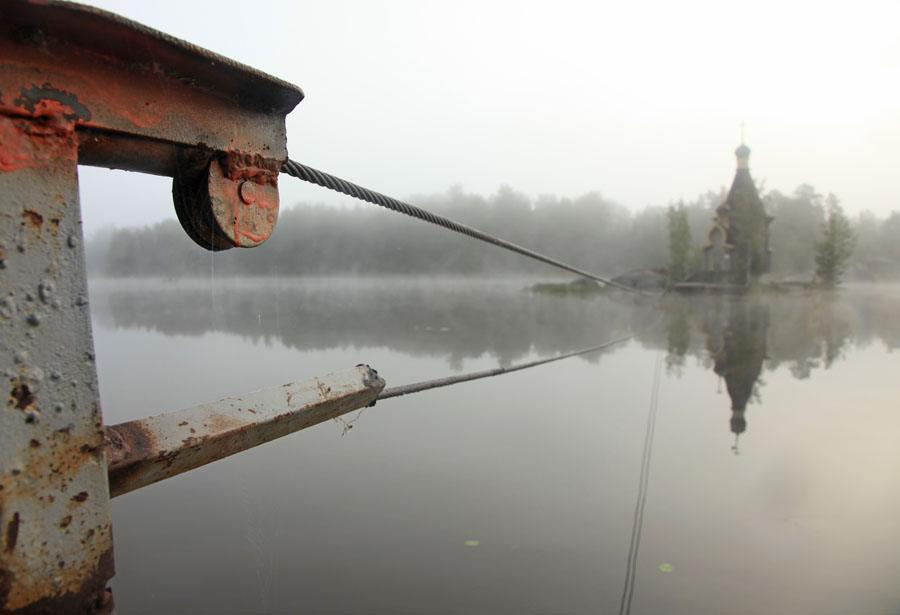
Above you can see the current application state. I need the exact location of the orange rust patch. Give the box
[0,120,32,172]
[0,116,78,174]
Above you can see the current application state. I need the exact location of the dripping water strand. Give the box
[619,352,663,615]
[209,219,216,319]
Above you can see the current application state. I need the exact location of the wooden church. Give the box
[697,144,774,285]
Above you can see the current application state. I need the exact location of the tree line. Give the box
[87,183,900,280]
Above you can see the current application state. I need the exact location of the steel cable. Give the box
[377,335,633,400]
[281,159,653,294]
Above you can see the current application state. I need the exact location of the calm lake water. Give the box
[86,277,900,615]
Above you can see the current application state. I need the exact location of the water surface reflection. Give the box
[87,278,900,614]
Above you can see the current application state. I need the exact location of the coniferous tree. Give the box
[667,203,692,282]
[814,196,855,288]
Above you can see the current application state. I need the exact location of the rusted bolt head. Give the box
[239,181,257,205]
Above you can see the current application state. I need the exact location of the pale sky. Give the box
[78,0,900,238]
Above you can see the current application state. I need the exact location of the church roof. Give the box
[717,144,767,245]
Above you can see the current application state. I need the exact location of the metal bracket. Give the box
[0,0,303,249]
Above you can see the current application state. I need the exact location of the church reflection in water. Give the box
[701,299,769,452]
[92,278,900,455]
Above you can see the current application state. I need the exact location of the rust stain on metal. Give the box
[88,584,115,615]
[3,546,116,615]
[4,512,19,553]
[22,209,44,228]
[105,367,385,497]
[155,449,179,470]
[0,114,32,172]
[103,421,156,497]
[104,422,155,465]
[0,115,78,174]
[210,158,279,248]
[316,380,331,399]
[220,151,280,186]
[1,33,299,164]
[71,492,89,503]
[0,568,11,611]
[6,426,106,514]
[9,383,36,411]
[204,412,247,434]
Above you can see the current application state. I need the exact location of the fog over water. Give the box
[88,278,900,614]
[77,0,900,238]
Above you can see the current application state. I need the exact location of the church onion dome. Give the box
[735,144,751,169]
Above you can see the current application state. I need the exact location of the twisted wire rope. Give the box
[282,159,651,294]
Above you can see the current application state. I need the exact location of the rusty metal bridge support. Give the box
[0,111,114,614]
[0,3,386,613]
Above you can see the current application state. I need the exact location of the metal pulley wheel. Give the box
[173,157,280,251]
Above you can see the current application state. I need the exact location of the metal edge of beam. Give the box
[0,0,305,113]
[104,365,385,498]
[0,0,304,175]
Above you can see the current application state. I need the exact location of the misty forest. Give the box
[89,182,900,283]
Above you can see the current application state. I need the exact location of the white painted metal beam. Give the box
[105,366,385,498]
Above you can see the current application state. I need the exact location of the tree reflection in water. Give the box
[658,287,900,446]
[86,278,900,615]
[91,279,900,440]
